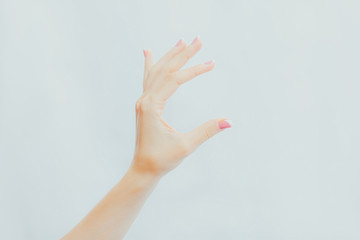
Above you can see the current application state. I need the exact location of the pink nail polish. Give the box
[219,119,232,129]
[191,35,200,45]
[204,59,215,65]
[176,38,184,47]
[143,49,147,57]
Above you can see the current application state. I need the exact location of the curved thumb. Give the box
[184,118,232,152]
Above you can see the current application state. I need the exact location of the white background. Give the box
[1,0,360,239]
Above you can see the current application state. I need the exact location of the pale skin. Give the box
[61,35,232,240]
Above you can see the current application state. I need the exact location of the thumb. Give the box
[184,118,232,152]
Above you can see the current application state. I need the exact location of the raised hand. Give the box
[131,35,232,177]
[61,36,232,240]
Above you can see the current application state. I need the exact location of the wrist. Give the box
[130,154,167,178]
[125,163,162,188]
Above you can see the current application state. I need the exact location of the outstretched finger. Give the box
[184,118,232,153]
[156,38,187,68]
[172,59,215,85]
[167,35,202,73]
[153,59,215,101]
[143,49,154,91]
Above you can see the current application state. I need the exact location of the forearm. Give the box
[62,37,227,239]
[61,163,161,240]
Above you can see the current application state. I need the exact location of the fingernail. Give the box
[176,38,184,47]
[219,119,232,129]
[204,59,215,65]
[143,49,147,57]
[191,35,200,45]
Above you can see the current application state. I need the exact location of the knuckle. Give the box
[169,75,182,86]
[192,69,201,77]
[202,127,211,140]
[135,99,142,111]
[140,102,152,113]
[174,78,182,86]
[136,96,155,113]
[168,64,177,73]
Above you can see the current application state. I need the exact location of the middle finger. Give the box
[167,35,203,73]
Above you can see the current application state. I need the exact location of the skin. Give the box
[61,35,231,240]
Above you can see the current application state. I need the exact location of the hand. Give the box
[130,36,232,178]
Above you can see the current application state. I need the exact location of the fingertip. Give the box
[148,49,154,57]
[218,119,232,130]
[198,37,203,48]
[176,37,186,47]
[204,59,215,65]
[178,39,188,50]
[203,59,215,71]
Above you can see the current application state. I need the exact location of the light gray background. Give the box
[1,0,359,239]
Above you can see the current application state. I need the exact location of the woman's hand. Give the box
[61,36,232,240]
[130,35,232,178]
